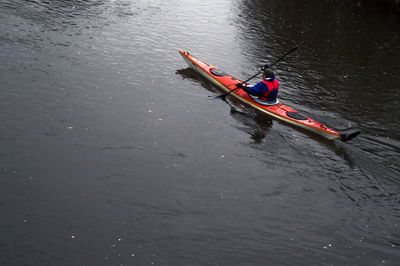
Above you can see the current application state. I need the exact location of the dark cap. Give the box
[263,68,275,78]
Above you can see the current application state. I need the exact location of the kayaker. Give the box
[237,68,279,104]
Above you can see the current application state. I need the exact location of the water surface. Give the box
[0,0,399,265]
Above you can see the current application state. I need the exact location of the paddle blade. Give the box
[213,86,240,99]
[214,94,227,99]
[341,131,361,142]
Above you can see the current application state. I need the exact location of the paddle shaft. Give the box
[216,72,261,99]
[216,46,298,99]
[269,46,298,68]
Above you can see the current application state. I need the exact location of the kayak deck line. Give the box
[179,50,360,141]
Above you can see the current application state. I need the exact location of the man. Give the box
[237,68,279,104]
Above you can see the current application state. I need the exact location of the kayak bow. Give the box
[179,50,359,141]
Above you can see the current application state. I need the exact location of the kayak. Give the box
[179,50,359,141]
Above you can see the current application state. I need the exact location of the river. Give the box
[0,0,399,265]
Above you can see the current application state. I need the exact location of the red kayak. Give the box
[179,50,360,141]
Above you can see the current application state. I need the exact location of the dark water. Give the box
[1,0,399,265]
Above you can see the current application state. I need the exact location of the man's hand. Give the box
[236,83,249,93]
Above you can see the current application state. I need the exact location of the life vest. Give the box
[260,79,279,101]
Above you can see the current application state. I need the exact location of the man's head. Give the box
[263,68,275,79]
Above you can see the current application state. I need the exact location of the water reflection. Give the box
[176,68,218,94]
[230,109,273,142]
[176,67,273,142]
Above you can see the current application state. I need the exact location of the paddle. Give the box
[215,46,298,99]
[340,130,361,142]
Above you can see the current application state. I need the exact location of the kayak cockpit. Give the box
[249,95,280,106]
